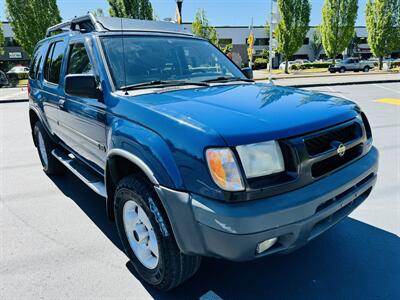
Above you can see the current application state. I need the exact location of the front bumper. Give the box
[155,147,378,261]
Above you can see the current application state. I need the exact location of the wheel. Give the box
[114,175,202,291]
[339,67,345,73]
[33,121,65,175]
[363,66,369,72]
[329,69,336,73]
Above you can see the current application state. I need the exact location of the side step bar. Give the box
[52,149,107,198]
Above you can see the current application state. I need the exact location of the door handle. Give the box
[59,98,66,110]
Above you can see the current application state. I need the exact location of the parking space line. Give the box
[373,84,400,94]
[374,98,400,106]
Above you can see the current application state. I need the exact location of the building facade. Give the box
[0,22,31,72]
[184,24,399,67]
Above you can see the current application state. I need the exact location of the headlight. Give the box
[206,148,245,191]
[236,141,285,178]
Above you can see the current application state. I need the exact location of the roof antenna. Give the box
[120,17,128,95]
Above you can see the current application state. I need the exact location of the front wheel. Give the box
[363,66,370,72]
[339,67,346,73]
[114,175,201,291]
[33,121,65,175]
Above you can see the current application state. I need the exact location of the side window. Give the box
[29,44,44,80]
[44,40,66,84]
[29,53,38,79]
[67,43,93,75]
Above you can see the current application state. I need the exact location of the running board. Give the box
[51,149,107,198]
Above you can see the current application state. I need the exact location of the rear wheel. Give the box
[34,121,65,175]
[114,175,201,291]
[339,67,346,73]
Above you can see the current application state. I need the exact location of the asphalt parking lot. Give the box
[1,83,399,300]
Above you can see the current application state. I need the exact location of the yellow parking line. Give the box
[374,98,400,106]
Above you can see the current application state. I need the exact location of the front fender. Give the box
[107,118,183,189]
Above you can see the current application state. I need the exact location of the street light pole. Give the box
[268,0,274,83]
[176,0,183,24]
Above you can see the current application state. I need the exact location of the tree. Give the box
[310,28,323,61]
[276,0,311,73]
[366,0,399,69]
[5,0,61,55]
[108,0,153,20]
[346,31,359,58]
[92,8,105,17]
[192,9,218,45]
[320,0,358,63]
[0,23,5,56]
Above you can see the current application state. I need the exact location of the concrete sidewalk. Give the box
[269,73,400,88]
[0,87,28,103]
[253,69,400,87]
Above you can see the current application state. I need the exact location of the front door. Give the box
[57,40,107,169]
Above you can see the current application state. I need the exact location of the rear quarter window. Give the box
[29,43,45,80]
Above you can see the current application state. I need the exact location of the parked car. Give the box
[6,65,30,79]
[0,70,9,87]
[29,14,378,291]
[329,58,374,73]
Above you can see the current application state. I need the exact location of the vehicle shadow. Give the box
[50,172,400,300]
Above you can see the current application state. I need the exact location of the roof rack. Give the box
[46,13,104,37]
[46,13,193,37]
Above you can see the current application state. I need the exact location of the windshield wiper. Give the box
[121,80,209,91]
[203,76,254,83]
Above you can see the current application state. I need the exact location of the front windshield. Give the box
[101,36,245,89]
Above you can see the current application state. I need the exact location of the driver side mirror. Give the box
[64,74,102,100]
[242,67,254,80]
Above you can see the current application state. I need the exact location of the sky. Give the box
[0,0,368,26]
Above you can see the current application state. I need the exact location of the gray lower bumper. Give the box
[156,147,379,261]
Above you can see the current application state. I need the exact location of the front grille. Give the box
[311,144,364,177]
[304,122,362,156]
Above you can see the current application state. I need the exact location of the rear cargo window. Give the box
[44,40,66,84]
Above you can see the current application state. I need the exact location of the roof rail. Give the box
[46,13,105,37]
[46,13,193,38]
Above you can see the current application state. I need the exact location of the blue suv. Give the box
[29,14,379,290]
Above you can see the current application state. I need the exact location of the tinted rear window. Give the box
[29,44,44,79]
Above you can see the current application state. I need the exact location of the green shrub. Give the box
[253,57,268,70]
[291,62,331,70]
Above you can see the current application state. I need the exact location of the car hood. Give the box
[130,83,359,146]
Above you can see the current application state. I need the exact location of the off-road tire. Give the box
[114,175,202,291]
[33,121,65,175]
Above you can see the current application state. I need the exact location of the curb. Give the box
[253,71,399,81]
[282,79,400,88]
[0,99,29,104]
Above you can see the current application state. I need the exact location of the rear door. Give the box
[41,39,67,135]
[57,39,107,168]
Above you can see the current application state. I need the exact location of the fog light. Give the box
[256,237,278,254]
